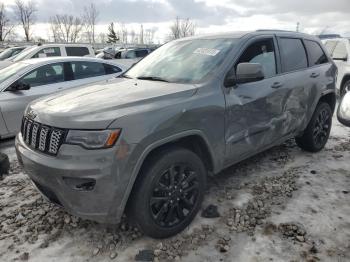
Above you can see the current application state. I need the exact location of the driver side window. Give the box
[18,63,65,87]
[237,38,277,78]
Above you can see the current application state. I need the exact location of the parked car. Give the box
[16,30,336,238]
[0,57,126,139]
[0,46,28,61]
[324,38,350,96]
[0,44,95,70]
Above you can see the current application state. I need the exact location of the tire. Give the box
[127,146,207,238]
[295,102,332,152]
[341,80,350,97]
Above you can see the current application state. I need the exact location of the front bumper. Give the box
[15,133,136,224]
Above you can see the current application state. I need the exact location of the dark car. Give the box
[16,30,336,238]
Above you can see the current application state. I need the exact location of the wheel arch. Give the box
[340,74,350,95]
[119,130,216,216]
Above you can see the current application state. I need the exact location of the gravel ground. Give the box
[0,116,349,262]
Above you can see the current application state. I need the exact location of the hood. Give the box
[0,60,13,70]
[28,78,197,129]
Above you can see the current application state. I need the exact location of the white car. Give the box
[0,57,127,139]
[0,44,95,70]
[324,38,350,96]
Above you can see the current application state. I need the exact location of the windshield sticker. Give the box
[193,48,220,56]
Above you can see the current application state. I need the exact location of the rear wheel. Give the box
[295,102,332,152]
[127,147,207,238]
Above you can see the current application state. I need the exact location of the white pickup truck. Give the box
[324,38,350,97]
[0,44,95,70]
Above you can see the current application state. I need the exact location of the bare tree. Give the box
[139,24,144,44]
[170,17,196,40]
[49,14,84,43]
[83,3,99,44]
[120,23,128,44]
[14,0,37,42]
[0,3,14,41]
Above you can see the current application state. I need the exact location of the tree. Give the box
[83,3,99,44]
[0,3,14,41]
[14,0,37,42]
[49,14,84,43]
[139,24,144,44]
[107,22,119,43]
[170,17,196,40]
[120,23,128,44]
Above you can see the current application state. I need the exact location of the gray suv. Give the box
[16,30,336,238]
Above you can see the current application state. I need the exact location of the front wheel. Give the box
[127,147,207,238]
[295,102,332,152]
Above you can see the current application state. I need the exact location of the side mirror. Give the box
[332,54,348,61]
[337,92,350,127]
[7,82,31,92]
[235,63,265,84]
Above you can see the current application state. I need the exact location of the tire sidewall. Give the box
[132,148,207,238]
[308,102,332,151]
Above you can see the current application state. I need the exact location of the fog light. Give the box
[63,177,96,191]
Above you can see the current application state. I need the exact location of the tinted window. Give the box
[125,51,136,59]
[237,38,276,78]
[332,42,347,59]
[304,40,328,66]
[104,64,122,74]
[135,49,149,57]
[32,47,61,58]
[66,47,90,56]
[280,38,307,72]
[324,41,338,55]
[71,61,105,80]
[19,63,64,87]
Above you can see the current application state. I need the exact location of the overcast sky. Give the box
[5,0,350,43]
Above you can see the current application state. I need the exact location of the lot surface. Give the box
[0,116,349,262]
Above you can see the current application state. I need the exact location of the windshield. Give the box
[0,48,22,60]
[12,46,36,62]
[0,62,29,84]
[124,38,238,84]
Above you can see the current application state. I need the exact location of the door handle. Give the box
[271,82,283,89]
[310,72,320,78]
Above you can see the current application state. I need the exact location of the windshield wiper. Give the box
[136,76,169,82]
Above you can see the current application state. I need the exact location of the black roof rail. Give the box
[256,29,298,33]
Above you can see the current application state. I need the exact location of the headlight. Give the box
[65,129,121,149]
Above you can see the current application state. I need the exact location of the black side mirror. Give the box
[7,82,31,92]
[337,92,350,127]
[235,63,265,84]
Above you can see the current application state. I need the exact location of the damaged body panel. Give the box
[16,30,336,236]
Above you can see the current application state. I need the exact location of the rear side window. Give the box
[304,40,328,66]
[236,38,277,78]
[125,51,136,59]
[279,38,307,72]
[135,49,149,58]
[32,47,61,58]
[104,64,122,74]
[71,61,106,80]
[66,47,90,56]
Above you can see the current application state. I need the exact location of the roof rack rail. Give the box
[256,29,297,33]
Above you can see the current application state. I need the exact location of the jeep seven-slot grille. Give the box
[21,117,67,156]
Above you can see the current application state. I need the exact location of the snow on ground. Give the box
[0,116,349,262]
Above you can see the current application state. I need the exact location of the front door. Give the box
[224,36,289,165]
[1,62,66,135]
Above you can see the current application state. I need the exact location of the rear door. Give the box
[276,37,311,134]
[224,35,289,164]
[65,60,123,88]
[1,63,66,134]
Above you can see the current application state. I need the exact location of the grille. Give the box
[21,117,67,156]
